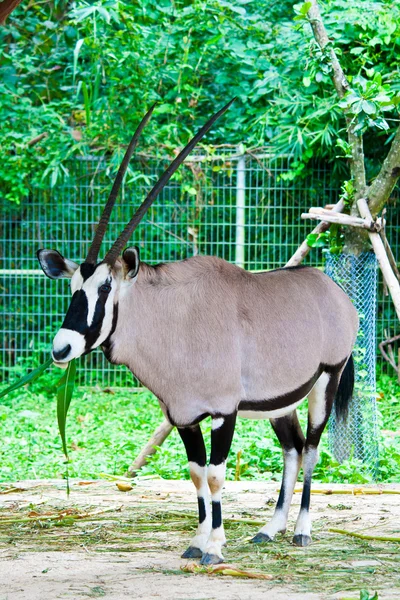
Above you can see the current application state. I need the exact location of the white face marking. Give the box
[80,264,113,328]
[70,269,84,294]
[52,329,86,365]
[54,263,118,363]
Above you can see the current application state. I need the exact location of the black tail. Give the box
[334,355,354,422]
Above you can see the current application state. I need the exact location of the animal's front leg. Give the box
[201,413,237,566]
[178,425,211,558]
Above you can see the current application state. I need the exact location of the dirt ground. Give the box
[1,479,400,600]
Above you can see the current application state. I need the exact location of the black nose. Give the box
[53,344,71,361]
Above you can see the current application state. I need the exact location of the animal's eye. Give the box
[99,283,112,294]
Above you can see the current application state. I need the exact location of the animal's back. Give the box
[114,256,358,425]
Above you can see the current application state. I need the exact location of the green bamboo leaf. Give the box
[0,357,53,399]
[56,359,77,459]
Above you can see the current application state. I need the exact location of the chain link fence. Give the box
[325,252,379,474]
[1,150,399,391]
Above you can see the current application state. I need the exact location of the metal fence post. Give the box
[235,148,246,269]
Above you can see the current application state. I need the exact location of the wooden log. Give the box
[285,199,345,267]
[357,198,400,323]
[301,208,380,231]
[125,419,174,477]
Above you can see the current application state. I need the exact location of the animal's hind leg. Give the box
[293,369,341,547]
[201,413,237,566]
[177,425,211,558]
[251,411,305,544]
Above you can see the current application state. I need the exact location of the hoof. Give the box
[181,546,203,559]
[250,532,273,544]
[200,552,224,566]
[292,534,312,547]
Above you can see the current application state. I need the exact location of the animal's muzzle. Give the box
[52,344,71,362]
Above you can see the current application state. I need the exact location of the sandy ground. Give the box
[1,479,400,600]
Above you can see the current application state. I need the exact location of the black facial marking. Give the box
[101,303,119,363]
[211,501,222,529]
[198,497,206,524]
[80,262,97,281]
[62,290,89,334]
[84,294,107,352]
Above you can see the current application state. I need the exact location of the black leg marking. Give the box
[210,413,236,465]
[178,425,207,467]
[293,370,341,547]
[198,497,206,524]
[251,412,305,545]
[200,413,237,566]
[211,501,222,530]
[178,425,209,559]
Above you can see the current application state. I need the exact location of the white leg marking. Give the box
[259,448,301,539]
[294,447,319,539]
[308,372,330,429]
[204,462,226,559]
[188,461,211,552]
[211,417,225,430]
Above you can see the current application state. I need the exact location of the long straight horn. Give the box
[85,104,156,265]
[104,98,235,266]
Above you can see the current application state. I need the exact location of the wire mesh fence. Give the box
[326,252,379,474]
[1,150,399,389]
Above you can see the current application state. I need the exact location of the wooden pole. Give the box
[301,208,381,231]
[285,199,344,267]
[357,198,400,323]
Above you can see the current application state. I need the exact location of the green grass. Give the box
[0,367,400,483]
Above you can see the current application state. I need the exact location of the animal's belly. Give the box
[238,398,304,420]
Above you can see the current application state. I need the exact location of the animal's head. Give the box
[37,99,234,367]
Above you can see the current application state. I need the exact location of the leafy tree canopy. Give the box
[1,0,400,202]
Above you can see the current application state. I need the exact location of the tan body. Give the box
[108,256,358,427]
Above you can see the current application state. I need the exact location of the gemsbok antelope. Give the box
[37,101,359,565]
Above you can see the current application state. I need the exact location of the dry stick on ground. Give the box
[126,419,174,477]
[329,528,400,543]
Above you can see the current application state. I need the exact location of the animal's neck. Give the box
[101,263,163,373]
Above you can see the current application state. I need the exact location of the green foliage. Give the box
[1,368,399,483]
[56,360,76,459]
[1,0,400,204]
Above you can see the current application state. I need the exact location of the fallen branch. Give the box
[182,562,273,579]
[125,419,174,477]
[329,528,400,542]
[27,132,48,147]
[379,334,400,374]
[292,487,400,495]
[0,506,122,526]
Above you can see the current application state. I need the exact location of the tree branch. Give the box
[0,0,24,24]
[307,0,367,201]
[367,126,400,216]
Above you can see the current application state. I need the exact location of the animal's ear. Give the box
[122,246,140,279]
[37,249,79,280]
